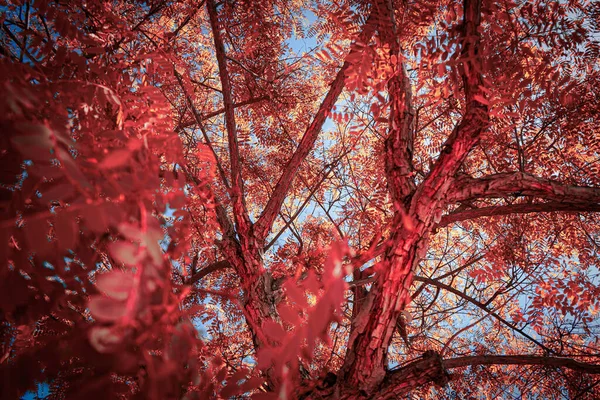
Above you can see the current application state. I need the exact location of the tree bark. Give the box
[339,0,487,392]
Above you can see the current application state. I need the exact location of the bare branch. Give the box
[175,70,231,190]
[414,275,555,354]
[264,161,339,251]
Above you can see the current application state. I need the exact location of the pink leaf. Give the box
[99,149,131,169]
[88,295,127,322]
[473,94,490,105]
[109,241,143,266]
[54,213,78,251]
[96,271,134,301]
[89,326,123,353]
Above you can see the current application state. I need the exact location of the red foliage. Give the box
[1,0,600,399]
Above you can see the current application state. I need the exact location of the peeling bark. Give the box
[340,0,488,392]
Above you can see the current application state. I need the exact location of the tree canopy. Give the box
[1,0,600,398]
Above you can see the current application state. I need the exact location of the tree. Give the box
[1,0,600,398]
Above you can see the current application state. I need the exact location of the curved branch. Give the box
[377,352,600,399]
[451,172,600,204]
[339,0,488,392]
[409,0,489,224]
[444,354,600,373]
[438,202,600,228]
[175,95,268,132]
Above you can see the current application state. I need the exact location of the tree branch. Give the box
[377,351,449,399]
[377,352,600,399]
[443,354,600,373]
[339,0,488,392]
[438,202,600,228]
[206,0,252,239]
[410,0,488,225]
[175,95,268,132]
[188,260,231,285]
[450,172,600,204]
[379,0,416,206]
[413,276,555,354]
[264,161,339,251]
[253,11,378,242]
[175,70,232,191]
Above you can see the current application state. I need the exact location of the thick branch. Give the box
[376,351,449,399]
[444,354,600,373]
[188,260,231,285]
[253,12,377,242]
[450,172,600,204]
[379,0,416,206]
[438,202,600,227]
[340,0,487,392]
[409,0,488,225]
[377,353,600,399]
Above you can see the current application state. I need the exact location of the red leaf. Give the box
[96,271,134,301]
[263,320,285,342]
[238,377,265,393]
[24,218,51,256]
[324,240,348,278]
[88,295,127,322]
[283,282,308,307]
[109,241,143,266]
[278,304,300,326]
[41,184,75,202]
[86,46,105,55]
[54,213,78,251]
[11,123,53,161]
[80,206,108,233]
[473,94,490,105]
[303,271,321,295]
[215,366,227,383]
[99,149,131,169]
[89,326,123,353]
[220,382,243,399]
[251,392,278,400]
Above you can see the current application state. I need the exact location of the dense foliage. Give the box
[1,0,600,398]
